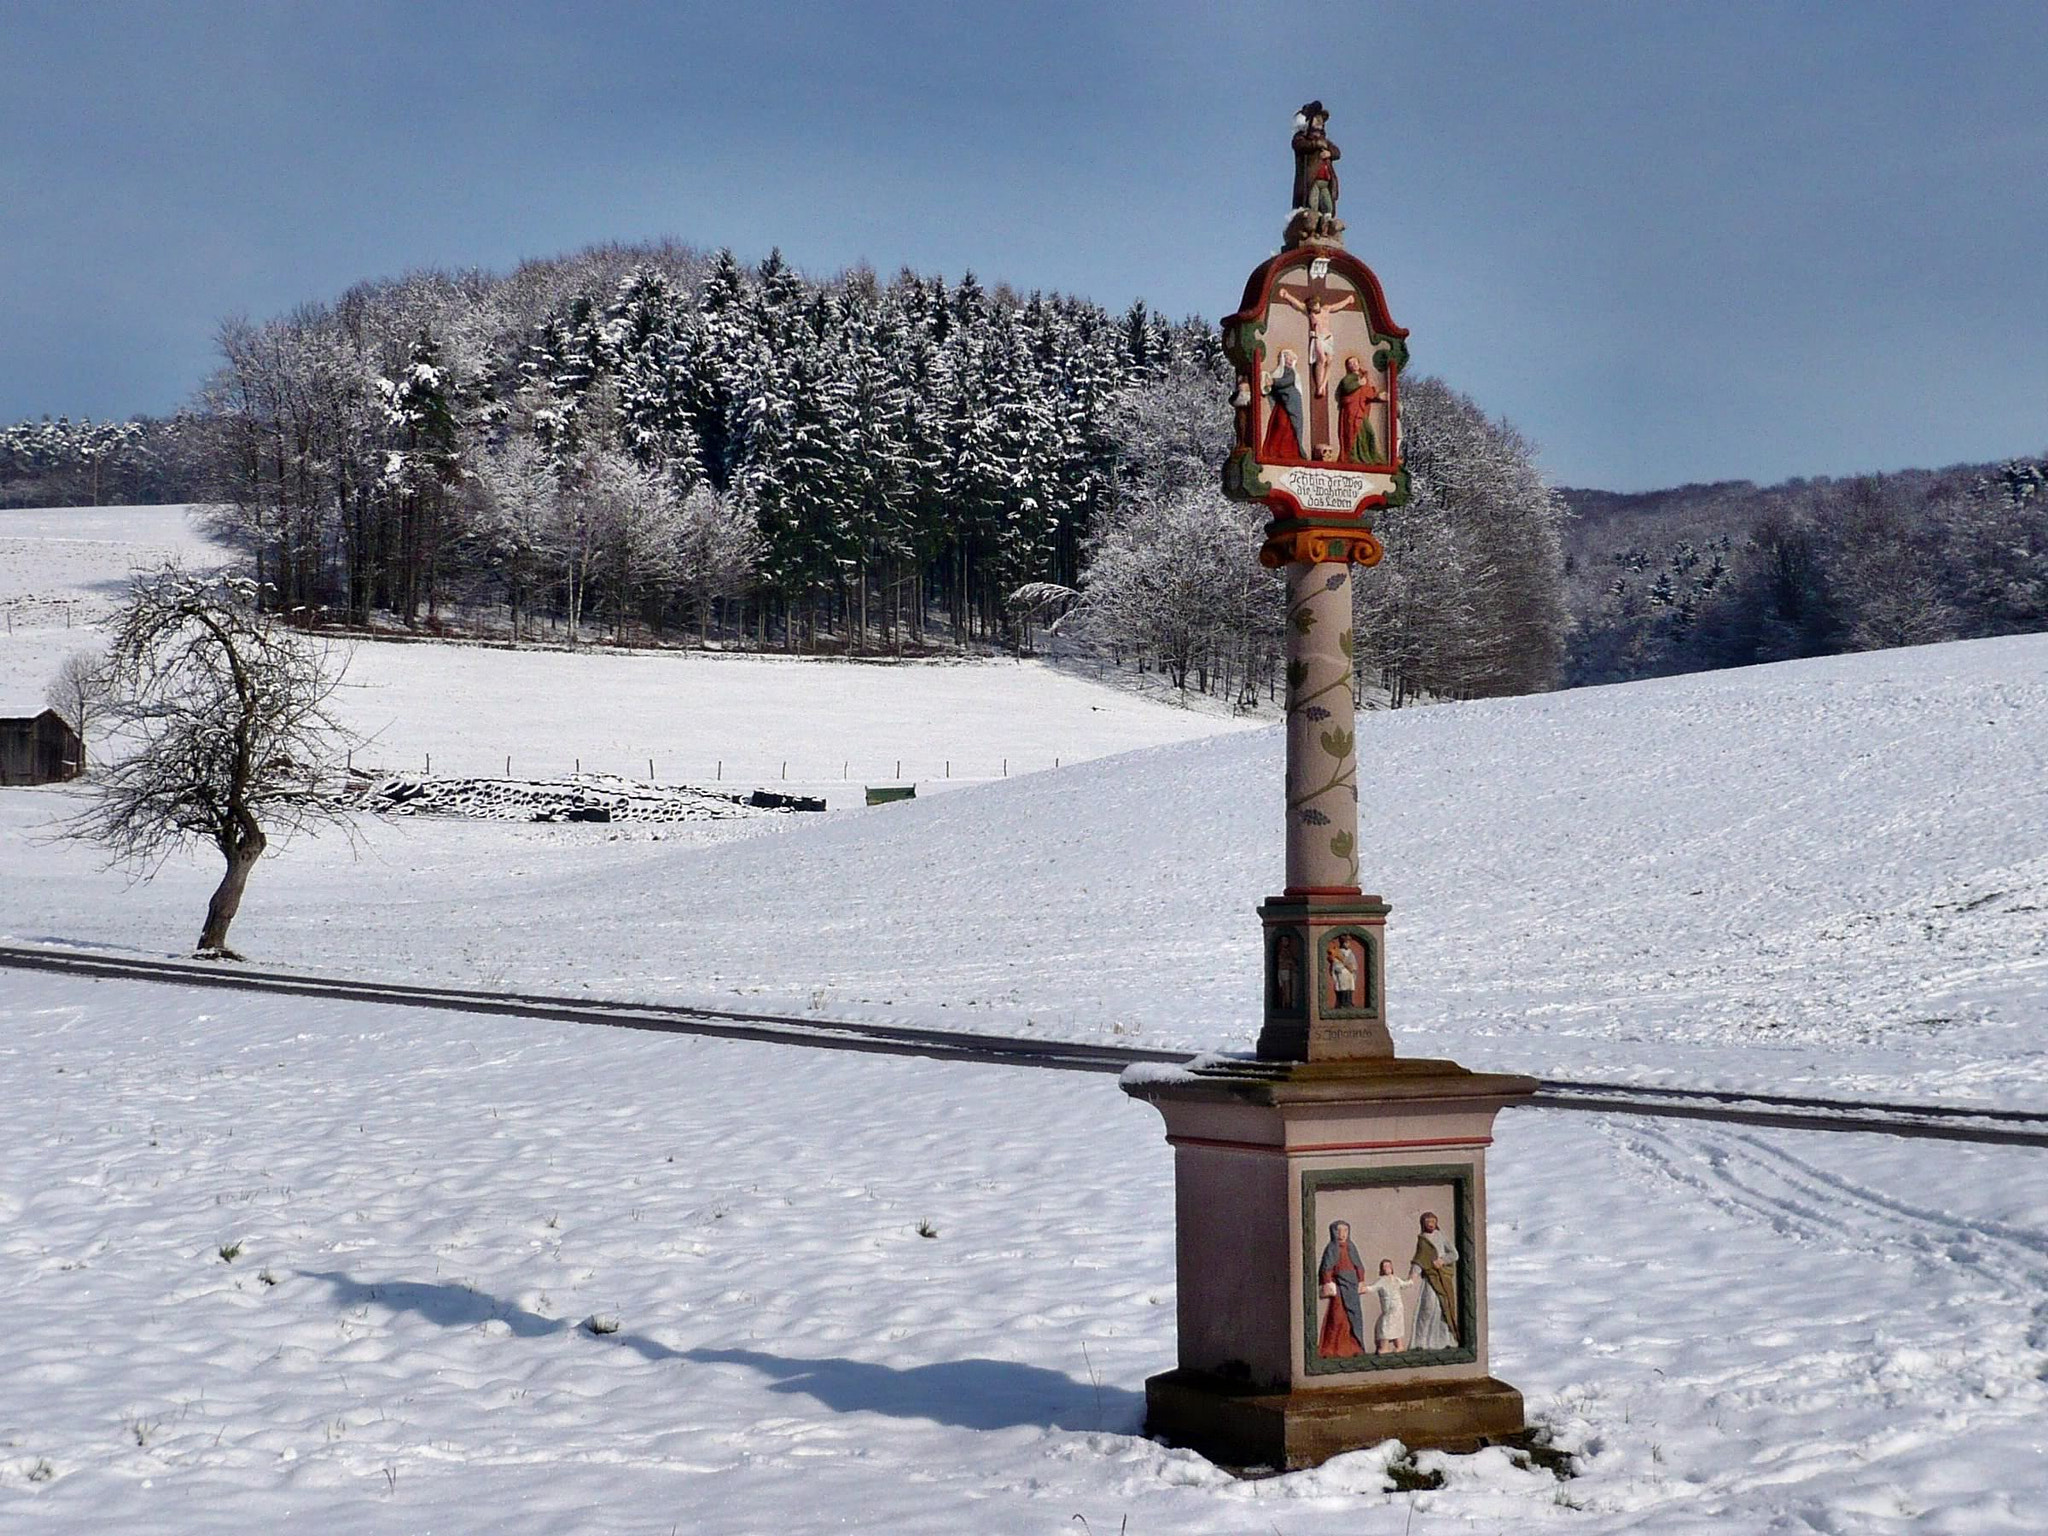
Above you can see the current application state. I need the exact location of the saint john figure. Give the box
[1336,355,1381,464]
[1316,1219,1367,1357]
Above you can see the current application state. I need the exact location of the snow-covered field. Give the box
[0,504,1257,809]
[7,624,2045,1101]
[5,970,2047,1533]
[0,504,227,714]
[332,643,1256,801]
[5,503,2048,1530]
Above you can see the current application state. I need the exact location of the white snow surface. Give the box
[0,504,228,713]
[4,505,2048,1529]
[329,642,1256,800]
[3,970,2045,1532]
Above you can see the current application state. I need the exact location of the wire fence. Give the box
[343,751,1071,785]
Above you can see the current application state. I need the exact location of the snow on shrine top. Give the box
[1223,103,1409,538]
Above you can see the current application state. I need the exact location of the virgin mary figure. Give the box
[1263,350,1306,461]
[1315,1219,1367,1357]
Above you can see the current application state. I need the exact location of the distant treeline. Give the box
[0,415,204,508]
[8,246,1222,646]
[1560,460,2048,684]
[209,245,1231,651]
[11,242,2044,707]
[0,238,1572,709]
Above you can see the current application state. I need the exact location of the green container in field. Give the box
[865,785,917,807]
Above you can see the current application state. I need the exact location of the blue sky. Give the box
[3,0,2044,490]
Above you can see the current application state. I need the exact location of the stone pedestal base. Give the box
[1121,1057,1537,1472]
[1144,1368,1527,1472]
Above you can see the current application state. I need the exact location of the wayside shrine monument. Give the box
[1121,102,1538,1472]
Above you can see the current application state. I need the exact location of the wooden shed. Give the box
[0,709,84,785]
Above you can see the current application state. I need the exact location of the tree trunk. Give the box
[197,823,267,956]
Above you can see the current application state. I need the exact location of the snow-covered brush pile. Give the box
[351,771,815,824]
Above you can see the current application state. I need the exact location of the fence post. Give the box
[781,761,787,780]
[717,760,722,781]
[649,758,655,781]
[945,760,950,778]
[505,755,511,777]
[426,753,431,774]
[1003,758,1008,777]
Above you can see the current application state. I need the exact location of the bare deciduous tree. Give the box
[68,565,358,958]
[1072,489,1278,696]
[44,648,106,767]
[678,484,763,643]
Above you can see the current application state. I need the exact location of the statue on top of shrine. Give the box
[1287,100,1345,247]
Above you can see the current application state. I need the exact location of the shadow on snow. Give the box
[685,1347,1145,1434]
[301,1270,1143,1433]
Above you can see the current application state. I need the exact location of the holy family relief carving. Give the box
[1302,1166,1477,1374]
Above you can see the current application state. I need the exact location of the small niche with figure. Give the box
[1322,930,1374,1015]
[1269,928,1306,1016]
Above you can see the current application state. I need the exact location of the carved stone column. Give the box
[1257,530,1390,1062]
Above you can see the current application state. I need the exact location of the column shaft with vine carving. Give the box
[1284,559,1360,893]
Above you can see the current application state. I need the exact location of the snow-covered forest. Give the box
[0,415,200,510]
[1563,457,2048,684]
[1,241,1571,707]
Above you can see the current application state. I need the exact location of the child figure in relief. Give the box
[1368,1258,1412,1353]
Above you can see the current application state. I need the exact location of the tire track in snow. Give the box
[1606,1118,2048,1349]
[1569,1117,2048,1519]
[1610,1121,2048,1278]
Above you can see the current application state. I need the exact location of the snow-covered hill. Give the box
[7,626,2044,1101]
